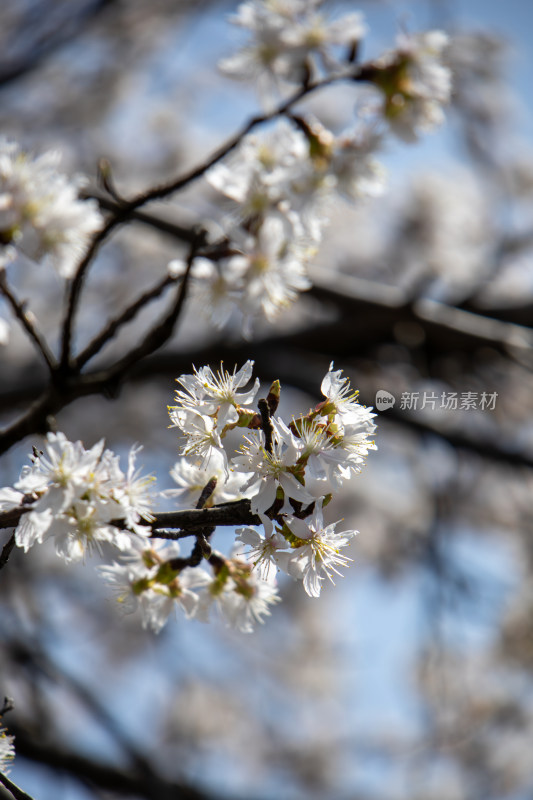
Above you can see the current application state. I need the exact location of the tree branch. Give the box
[0,500,260,537]
[0,772,34,800]
[0,273,56,373]
[7,724,211,800]
[59,216,122,371]
[0,0,117,88]
[123,66,363,213]
[74,271,178,370]
[0,534,16,572]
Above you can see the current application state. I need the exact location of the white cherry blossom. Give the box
[0,487,24,511]
[166,452,252,507]
[0,139,102,276]
[234,415,314,515]
[227,214,313,336]
[236,526,287,579]
[7,433,155,561]
[0,726,15,774]
[219,0,367,96]
[174,360,259,428]
[320,362,377,430]
[99,542,203,632]
[191,556,280,633]
[222,567,280,633]
[277,503,357,597]
[168,407,227,472]
[373,30,452,141]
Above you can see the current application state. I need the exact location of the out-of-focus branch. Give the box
[0,534,16,571]
[57,63,368,372]
[124,67,365,212]
[59,216,123,370]
[308,272,533,359]
[80,191,201,245]
[0,0,117,88]
[7,724,211,800]
[0,237,200,455]
[74,271,179,370]
[0,272,56,372]
[85,189,533,333]
[94,235,200,381]
[1,293,533,464]
[8,638,166,786]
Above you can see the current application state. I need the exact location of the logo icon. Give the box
[375,390,396,411]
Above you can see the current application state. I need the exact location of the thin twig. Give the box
[0,272,56,372]
[82,191,241,260]
[80,192,201,245]
[60,216,122,370]
[93,236,200,384]
[74,272,177,370]
[123,66,362,212]
[168,531,213,571]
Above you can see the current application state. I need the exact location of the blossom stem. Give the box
[258,399,273,454]
[196,477,218,510]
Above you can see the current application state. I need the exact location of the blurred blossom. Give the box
[0,139,102,277]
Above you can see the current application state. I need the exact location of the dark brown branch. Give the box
[0,534,16,572]
[55,64,368,368]
[0,772,34,800]
[2,264,533,460]
[80,191,201,245]
[81,191,240,261]
[60,216,122,370]
[123,66,363,212]
[0,238,199,455]
[196,477,218,510]
[93,236,200,385]
[0,0,117,88]
[308,273,533,359]
[151,501,261,534]
[258,398,274,454]
[74,272,177,370]
[0,272,56,372]
[168,531,213,571]
[7,724,210,800]
[0,499,261,538]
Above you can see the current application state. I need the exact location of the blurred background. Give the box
[1,1,533,798]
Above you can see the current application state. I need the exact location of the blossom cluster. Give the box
[0,4,453,345]
[0,433,154,562]
[220,0,452,144]
[219,0,368,93]
[167,3,452,335]
[0,362,376,634]
[0,139,102,277]
[170,118,386,336]
[99,538,280,635]
[165,360,376,607]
